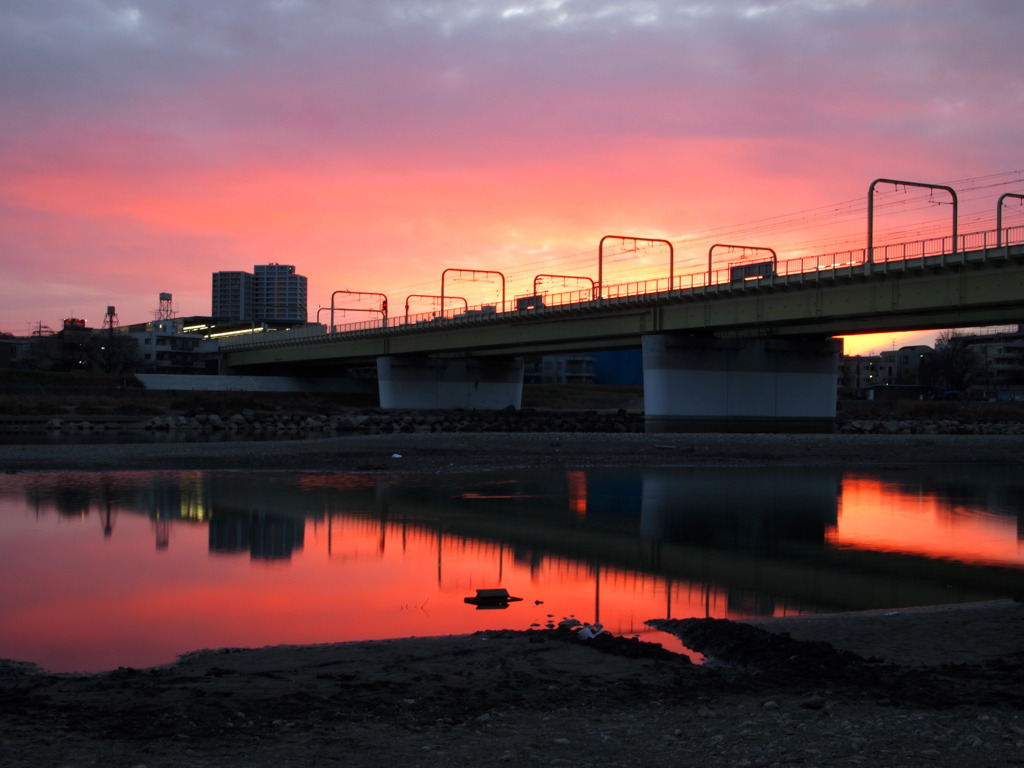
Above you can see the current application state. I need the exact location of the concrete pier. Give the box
[642,334,841,433]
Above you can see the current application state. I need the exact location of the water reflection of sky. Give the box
[0,467,1020,673]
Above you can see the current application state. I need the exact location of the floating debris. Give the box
[464,588,523,609]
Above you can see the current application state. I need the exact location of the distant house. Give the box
[524,354,596,385]
[840,345,932,395]
[117,317,216,375]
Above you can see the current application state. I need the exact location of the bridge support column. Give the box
[642,334,841,433]
[377,356,524,410]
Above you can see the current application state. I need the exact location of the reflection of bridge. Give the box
[371,470,1023,615]
[220,188,1024,431]
[67,469,1020,615]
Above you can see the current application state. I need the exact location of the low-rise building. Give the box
[524,354,596,385]
[840,345,933,396]
[116,317,217,375]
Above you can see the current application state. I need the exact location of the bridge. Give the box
[219,182,1024,432]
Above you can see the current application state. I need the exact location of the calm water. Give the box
[0,466,1021,672]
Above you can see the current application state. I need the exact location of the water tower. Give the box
[102,305,118,333]
[157,292,174,320]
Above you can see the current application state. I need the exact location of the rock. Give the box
[800,695,827,710]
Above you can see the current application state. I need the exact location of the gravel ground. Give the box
[4,430,1024,473]
[0,604,1021,768]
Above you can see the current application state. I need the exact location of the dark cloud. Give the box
[2,1,1019,157]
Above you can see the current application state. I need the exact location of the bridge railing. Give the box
[524,287,595,309]
[670,272,709,291]
[776,249,861,277]
[770,223,1024,279]
[602,276,673,300]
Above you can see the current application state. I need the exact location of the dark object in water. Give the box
[464,588,523,609]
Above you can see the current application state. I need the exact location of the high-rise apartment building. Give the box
[211,264,307,324]
[253,263,307,324]
[211,271,254,322]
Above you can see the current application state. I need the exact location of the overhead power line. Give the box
[346,169,1024,306]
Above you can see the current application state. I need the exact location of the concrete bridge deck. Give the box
[220,231,1024,373]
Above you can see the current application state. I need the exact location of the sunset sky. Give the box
[2,1,1022,354]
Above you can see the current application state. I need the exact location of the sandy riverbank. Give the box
[1,432,1022,767]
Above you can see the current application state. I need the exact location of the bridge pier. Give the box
[642,334,841,433]
[377,355,524,410]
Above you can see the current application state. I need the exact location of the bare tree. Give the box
[82,333,139,374]
[931,330,981,393]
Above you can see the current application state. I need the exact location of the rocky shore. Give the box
[21,405,647,437]
[839,416,1024,434]
[5,397,1024,442]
